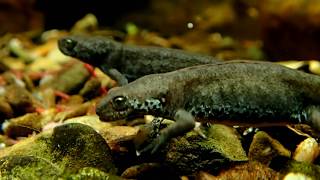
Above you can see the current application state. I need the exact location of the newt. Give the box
[58,35,220,85]
[96,61,320,154]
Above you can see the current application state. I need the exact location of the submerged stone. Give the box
[0,155,62,179]
[280,160,320,179]
[65,167,122,180]
[248,131,291,165]
[51,123,116,173]
[121,163,180,180]
[196,161,280,180]
[164,124,248,175]
[0,123,117,178]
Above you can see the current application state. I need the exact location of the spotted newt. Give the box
[58,35,220,85]
[96,60,320,154]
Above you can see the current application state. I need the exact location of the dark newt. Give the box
[57,35,220,85]
[96,60,320,154]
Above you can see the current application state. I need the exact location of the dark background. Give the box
[35,0,150,29]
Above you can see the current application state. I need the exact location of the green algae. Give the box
[165,124,247,175]
[0,123,117,179]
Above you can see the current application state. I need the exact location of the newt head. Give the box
[96,86,133,121]
[57,35,119,66]
[96,75,169,122]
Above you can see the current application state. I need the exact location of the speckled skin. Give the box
[96,61,320,153]
[58,35,220,85]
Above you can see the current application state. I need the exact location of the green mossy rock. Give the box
[281,160,320,179]
[249,131,291,165]
[0,155,62,180]
[51,123,116,173]
[165,124,248,175]
[0,123,117,179]
[65,167,122,180]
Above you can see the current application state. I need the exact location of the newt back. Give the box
[58,35,220,84]
[98,61,320,124]
[96,61,320,154]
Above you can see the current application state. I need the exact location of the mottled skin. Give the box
[58,35,220,85]
[96,61,320,154]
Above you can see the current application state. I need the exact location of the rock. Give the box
[195,161,280,180]
[280,160,320,179]
[0,135,17,149]
[63,115,112,132]
[3,113,43,138]
[196,171,216,180]
[101,126,139,144]
[164,124,248,175]
[260,126,309,151]
[54,101,93,121]
[79,77,101,100]
[65,167,122,180]
[283,172,313,180]
[64,116,139,166]
[248,131,291,165]
[42,62,90,94]
[3,109,57,138]
[100,125,140,173]
[293,137,319,163]
[0,97,13,120]
[5,84,35,116]
[0,123,117,178]
[0,155,62,179]
[51,123,116,173]
[121,163,180,180]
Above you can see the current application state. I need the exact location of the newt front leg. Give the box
[100,66,128,86]
[137,109,195,154]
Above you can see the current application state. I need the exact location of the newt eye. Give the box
[112,96,128,111]
[62,38,77,51]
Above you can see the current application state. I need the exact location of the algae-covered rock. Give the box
[121,163,180,180]
[196,161,280,180]
[280,160,320,179]
[63,115,112,132]
[3,113,43,138]
[164,124,248,175]
[248,131,291,165]
[0,97,13,120]
[0,123,117,178]
[282,172,313,180]
[5,84,35,116]
[65,167,122,180]
[0,155,62,179]
[51,123,116,173]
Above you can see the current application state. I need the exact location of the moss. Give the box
[0,155,62,179]
[197,124,247,161]
[0,123,117,178]
[165,124,247,175]
[51,123,116,174]
[281,161,320,179]
[248,131,291,165]
[65,167,122,180]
